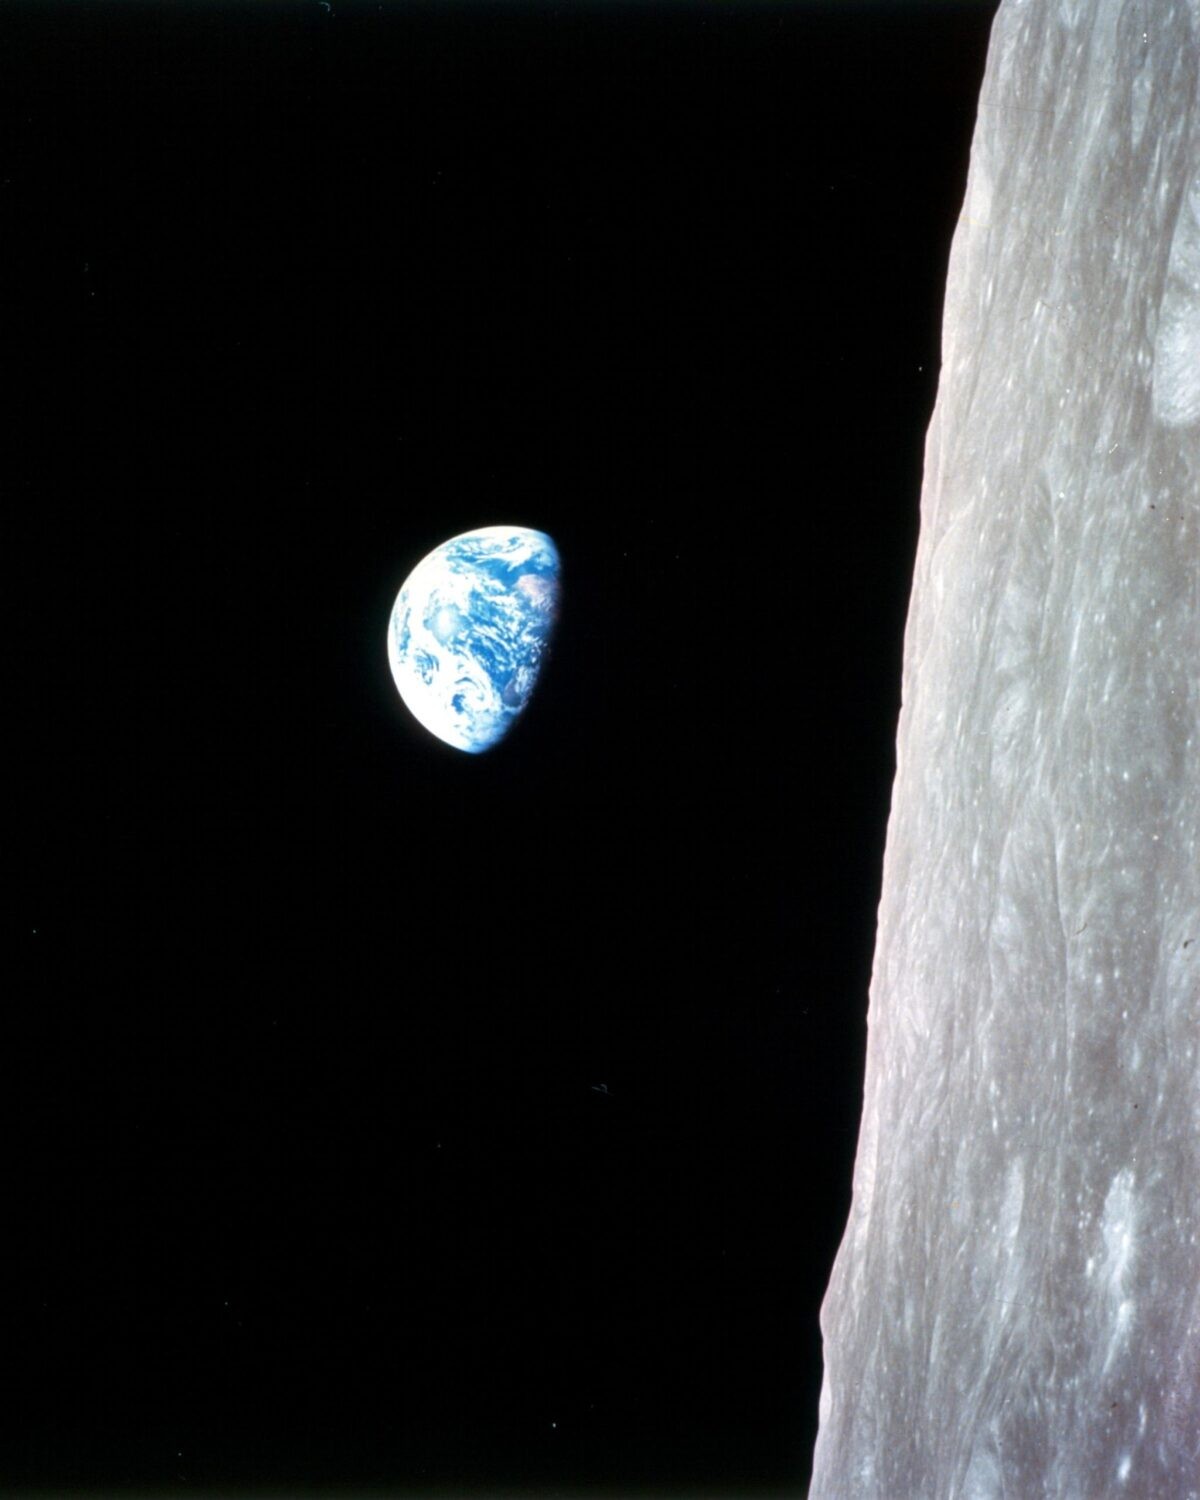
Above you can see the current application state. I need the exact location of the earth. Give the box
[387,526,561,753]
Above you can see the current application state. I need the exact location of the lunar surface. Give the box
[811,1,1200,1494]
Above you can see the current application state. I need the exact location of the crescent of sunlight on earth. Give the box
[386,525,561,754]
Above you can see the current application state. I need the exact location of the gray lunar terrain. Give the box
[811,1,1200,1495]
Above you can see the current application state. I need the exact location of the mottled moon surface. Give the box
[387,526,561,753]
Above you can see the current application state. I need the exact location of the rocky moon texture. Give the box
[811,1,1200,1496]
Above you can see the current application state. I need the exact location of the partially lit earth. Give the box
[387,526,561,753]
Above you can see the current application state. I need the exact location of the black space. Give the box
[7,2,997,1495]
